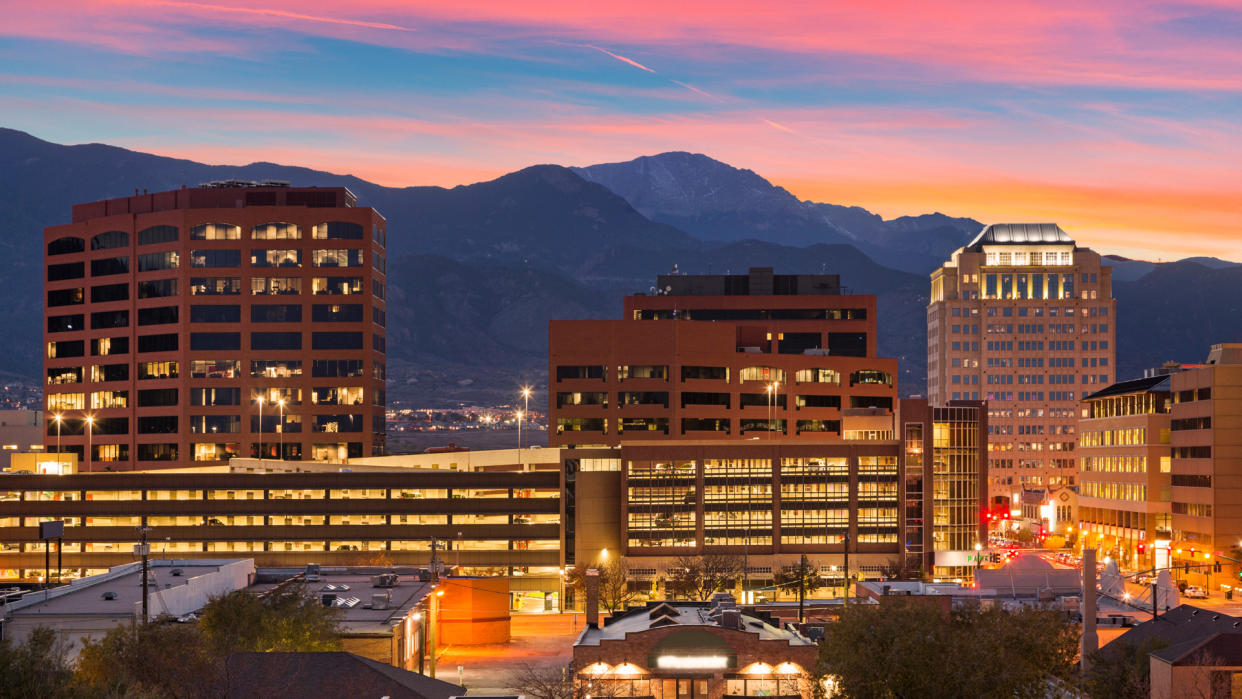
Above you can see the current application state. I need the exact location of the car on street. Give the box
[1184,586,1209,599]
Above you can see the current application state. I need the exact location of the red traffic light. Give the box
[1137,543,1146,553]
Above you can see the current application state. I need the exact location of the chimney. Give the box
[1080,548,1098,673]
[585,569,600,628]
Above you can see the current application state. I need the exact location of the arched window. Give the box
[795,368,841,384]
[849,370,893,387]
[47,236,85,256]
[138,225,179,245]
[190,223,241,240]
[91,230,129,250]
[312,221,363,240]
[739,366,786,384]
[252,222,302,240]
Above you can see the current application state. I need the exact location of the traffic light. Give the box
[1137,542,1146,554]
[1215,561,1222,573]
[1184,562,1190,574]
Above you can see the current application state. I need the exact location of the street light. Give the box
[278,398,286,460]
[519,387,532,449]
[84,415,93,471]
[515,410,524,454]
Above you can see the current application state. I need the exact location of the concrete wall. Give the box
[438,577,510,645]
[575,470,623,565]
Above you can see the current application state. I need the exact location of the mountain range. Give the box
[2,127,1240,405]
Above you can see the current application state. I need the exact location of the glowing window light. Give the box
[656,655,729,669]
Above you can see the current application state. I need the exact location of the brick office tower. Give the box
[928,224,1114,507]
[44,183,387,472]
[549,267,898,447]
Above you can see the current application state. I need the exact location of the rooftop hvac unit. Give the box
[321,593,337,607]
[101,591,117,600]
[371,573,399,588]
[171,568,184,577]
[371,592,391,610]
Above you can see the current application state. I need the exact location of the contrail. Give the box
[153,1,416,31]
[581,44,657,73]
[763,119,797,134]
[671,79,722,102]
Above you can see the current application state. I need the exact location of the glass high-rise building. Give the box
[43,182,387,471]
[928,223,1115,506]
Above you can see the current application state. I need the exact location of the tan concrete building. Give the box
[928,223,1115,507]
[1076,371,1175,571]
[1167,344,1242,589]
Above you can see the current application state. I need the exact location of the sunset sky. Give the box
[2,1,1239,260]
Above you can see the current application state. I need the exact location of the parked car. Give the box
[1184,586,1209,599]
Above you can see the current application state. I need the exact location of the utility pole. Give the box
[138,524,151,621]
[798,553,808,624]
[842,532,851,604]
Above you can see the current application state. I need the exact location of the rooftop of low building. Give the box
[576,597,815,647]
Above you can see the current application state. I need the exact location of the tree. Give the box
[506,663,575,699]
[667,554,743,601]
[564,557,642,612]
[773,554,823,622]
[0,627,76,699]
[1081,637,1170,699]
[877,556,920,582]
[77,620,222,699]
[818,598,1077,698]
[197,583,342,653]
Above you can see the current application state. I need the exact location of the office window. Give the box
[251,304,302,323]
[252,332,302,351]
[48,314,84,333]
[137,306,178,326]
[190,360,241,379]
[91,257,129,277]
[91,390,128,409]
[47,236,85,256]
[91,231,129,250]
[190,223,241,240]
[47,340,85,358]
[47,393,85,411]
[250,360,302,378]
[48,261,87,282]
[137,443,177,461]
[91,337,128,356]
[137,279,178,299]
[138,225,178,245]
[312,277,363,295]
[312,387,364,405]
[137,251,179,272]
[47,366,83,385]
[312,359,364,377]
[312,249,363,267]
[191,277,241,295]
[251,222,301,240]
[90,363,128,382]
[312,414,363,432]
[137,388,178,407]
[91,310,129,329]
[138,415,177,434]
[137,361,178,380]
[48,287,85,307]
[137,333,178,353]
[251,249,301,268]
[312,332,362,350]
[190,305,241,323]
[313,221,363,240]
[191,249,241,268]
[251,277,302,295]
[190,415,240,434]
[312,304,363,322]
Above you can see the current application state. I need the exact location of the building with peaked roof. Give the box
[928,222,1115,512]
[225,651,464,699]
[573,595,818,699]
[1149,632,1242,699]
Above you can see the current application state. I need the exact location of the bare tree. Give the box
[877,555,920,581]
[564,557,641,612]
[774,554,823,622]
[667,554,743,601]
[506,663,575,699]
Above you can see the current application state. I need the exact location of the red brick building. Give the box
[549,267,897,446]
[43,182,387,471]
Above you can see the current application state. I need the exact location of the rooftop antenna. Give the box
[671,263,679,275]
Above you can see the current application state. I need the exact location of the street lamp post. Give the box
[516,410,524,454]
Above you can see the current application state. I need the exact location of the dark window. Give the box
[849,395,893,410]
[137,306,178,326]
[48,262,85,281]
[47,340,84,358]
[252,304,302,323]
[90,257,129,277]
[90,417,129,435]
[681,366,727,381]
[372,334,385,352]
[48,288,84,307]
[138,415,178,434]
[828,332,867,357]
[312,359,364,377]
[796,394,842,409]
[312,304,363,322]
[190,332,240,351]
[741,393,786,408]
[91,336,129,356]
[137,251,179,272]
[557,365,606,381]
[312,414,363,432]
[190,415,240,434]
[191,305,242,323]
[778,332,822,355]
[138,333,179,353]
[619,391,669,407]
[797,419,841,434]
[681,392,730,408]
[91,231,129,250]
[137,279,178,298]
[252,332,302,350]
[93,363,128,382]
[138,225,178,245]
[311,332,362,350]
[191,387,240,406]
[191,249,241,268]
[190,277,241,295]
[313,221,364,240]
[1171,474,1212,487]
[682,418,730,433]
[137,443,177,461]
[91,283,129,303]
[47,237,85,256]
[48,314,84,333]
[137,388,179,407]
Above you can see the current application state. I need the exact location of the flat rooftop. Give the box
[70,184,360,223]
[250,568,432,636]
[577,601,814,647]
